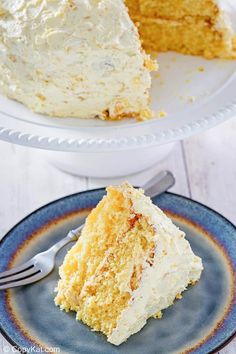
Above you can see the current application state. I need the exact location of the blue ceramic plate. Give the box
[0,190,235,354]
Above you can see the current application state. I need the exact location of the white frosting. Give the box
[216,0,236,14]
[0,0,152,119]
[108,186,203,345]
[214,0,236,32]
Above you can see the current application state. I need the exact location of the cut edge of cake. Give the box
[126,0,236,59]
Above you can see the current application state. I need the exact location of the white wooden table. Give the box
[0,118,235,354]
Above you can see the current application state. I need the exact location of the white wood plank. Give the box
[88,141,190,197]
[0,141,87,238]
[219,340,236,354]
[0,141,87,351]
[183,118,236,224]
[1,337,11,353]
[183,118,236,354]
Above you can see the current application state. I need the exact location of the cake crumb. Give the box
[154,311,163,319]
[138,109,153,121]
[157,110,167,118]
[153,72,161,79]
[198,66,205,72]
[144,57,158,71]
[176,293,183,300]
[179,95,196,103]
[188,96,196,103]
[189,280,198,286]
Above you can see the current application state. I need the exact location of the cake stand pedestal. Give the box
[42,142,176,178]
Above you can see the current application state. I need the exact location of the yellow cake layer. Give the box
[136,17,236,59]
[55,185,156,336]
[126,0,220,20]
[125,0,140,17]
[125,0,236,59]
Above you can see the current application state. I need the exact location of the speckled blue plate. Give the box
[0,190,235,354]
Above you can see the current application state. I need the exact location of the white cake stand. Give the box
[0,53,235,177]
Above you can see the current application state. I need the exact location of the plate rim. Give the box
[0,189,235,354]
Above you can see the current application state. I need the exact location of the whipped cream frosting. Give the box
[108,185,203,345]
[0,0,153,119]
[215,0,236,32]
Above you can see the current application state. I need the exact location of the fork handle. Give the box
[143,171,175,198]
[47,224,84,255]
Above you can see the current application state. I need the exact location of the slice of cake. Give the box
[0,0,156,120]
[126,0,236,59]
[55,183,203,345]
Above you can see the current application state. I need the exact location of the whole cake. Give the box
[55,183,203,345]
[0,1,235,120]
[0,0,156,120]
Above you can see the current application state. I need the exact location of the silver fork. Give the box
[0,171,175,290]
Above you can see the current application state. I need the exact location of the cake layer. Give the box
[126,0,236,59]
[127,0,220,20]
[136,16,236,59]
[125,0,140,17]
[55,185,156,336]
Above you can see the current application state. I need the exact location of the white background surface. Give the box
[0,117,235,354]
